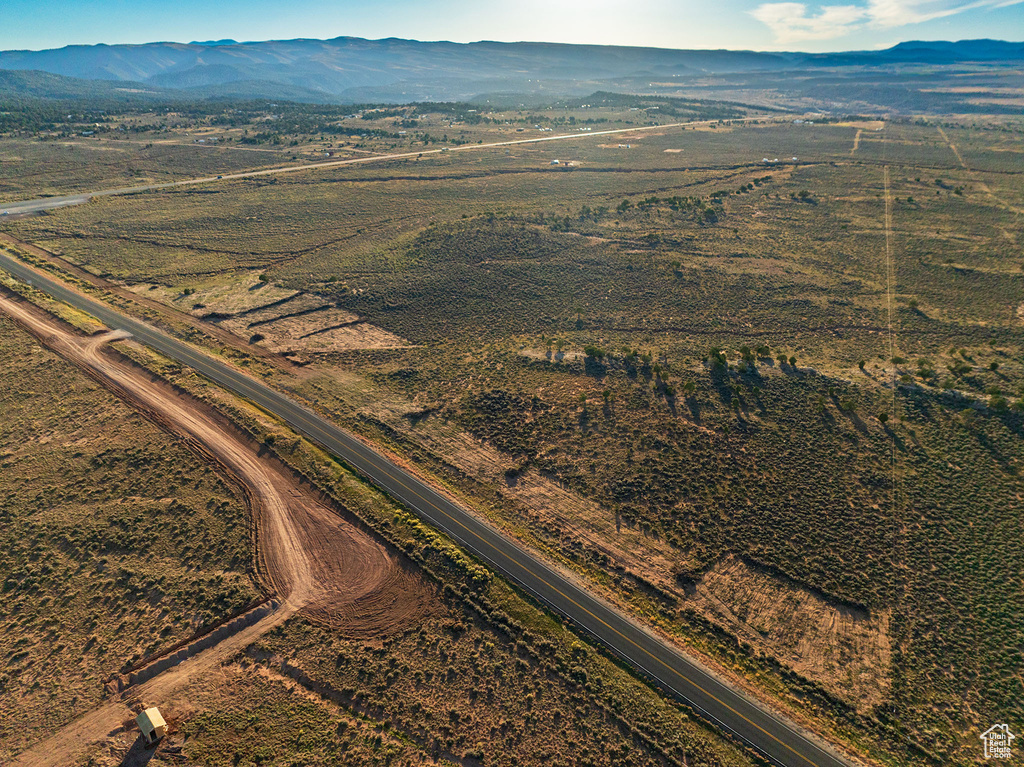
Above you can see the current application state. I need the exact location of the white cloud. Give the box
[866,0,965,26]
[751,0,1022,44]
[751,2,866,43]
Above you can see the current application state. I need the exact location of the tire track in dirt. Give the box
[1,292,435,767]
[936,124,1022,243]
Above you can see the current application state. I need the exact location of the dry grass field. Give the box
[3,107,1023,764]
[0,313,257,762]
[0,138,292,203]
[43,332,754,767]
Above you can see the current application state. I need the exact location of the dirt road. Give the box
[0,247,855,767]
[936,124,1023,239]
[0,115,773,216]
[2,293,434,766]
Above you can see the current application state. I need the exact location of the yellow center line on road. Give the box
[272,402,826,767]
[143,326,827,766]
[0,215,841,767]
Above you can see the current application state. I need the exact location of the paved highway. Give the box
[0,116,771,216]
[0,251,852,767]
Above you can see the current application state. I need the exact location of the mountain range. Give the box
[0,36,1021,104]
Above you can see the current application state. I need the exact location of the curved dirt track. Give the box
[3,292,435,630]
[278,491,434,630]
[2,290,436,767]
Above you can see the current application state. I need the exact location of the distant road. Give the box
[0,116,770,216]
[0,250,851,767]
[1,193,92,216]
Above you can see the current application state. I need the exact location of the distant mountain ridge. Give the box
[0,36,1019,103]
[801,38,1024,65]
[0,68,173,100]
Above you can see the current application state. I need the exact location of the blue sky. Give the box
[3,0,1022,52]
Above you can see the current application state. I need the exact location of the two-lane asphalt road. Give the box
[0,250,852,767]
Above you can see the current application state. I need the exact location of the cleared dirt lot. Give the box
[0,291,435,765]
[0,292,433,628]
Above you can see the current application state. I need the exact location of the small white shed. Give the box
[136,707,167,745]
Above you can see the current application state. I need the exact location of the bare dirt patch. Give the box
[0,293,436,635]
[124,269,412,352]
[222,305,410,353]
[278,493,434,632]
[688,555,890,710]
[128,273,298,316]
[834,120,885,131]
[967,96,1024,107]
[518,347,586,363]
[227,291,332,325]
[510,468,687,590]
[277,320,410,352]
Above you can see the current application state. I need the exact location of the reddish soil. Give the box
[0,292,435,634]
[4,288,437,766]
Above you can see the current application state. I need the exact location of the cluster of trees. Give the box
[525,113,609,127]
[564,91,750,121]
[614,194,725,224]
[607,177,776,226]
[708,344,777,371]
[735,175,774,194]
[0,92,504,138]
[408,101,495,124]
[0,98,120,134]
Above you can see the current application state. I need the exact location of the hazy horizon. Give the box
[4,32,1022,56]
[4,0,1023,54]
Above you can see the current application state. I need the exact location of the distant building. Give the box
[550,159,560,165]
[136,707,167,746]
